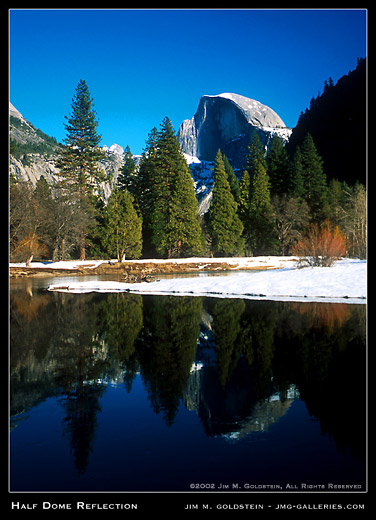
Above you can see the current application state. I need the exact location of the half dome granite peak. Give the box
[177,92,291,168]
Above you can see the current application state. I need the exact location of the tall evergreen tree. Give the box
[55,79,106,259]
[223,154,240,202]
[150,117,203,258]
[209,150,244,256]
[238,169,252,253]
[117,145,137,193]
[299,133,329,222]
[245,131,267,179]
[55,80,106,194]
[102,188,142,261]
[136,127,159,215]
[291,145,305,199]
[266,134,292,196]
[247,161,278,255]
[327,178,349,228]
[134,127,159,256]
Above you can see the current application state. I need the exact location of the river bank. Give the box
[46,258,367,304]
[9,256,299,279]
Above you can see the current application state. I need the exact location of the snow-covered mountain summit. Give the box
[102,143,124,156]
[177,93,292,168]
[208,92,287,129]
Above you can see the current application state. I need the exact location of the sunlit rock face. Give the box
[177,93,292,168]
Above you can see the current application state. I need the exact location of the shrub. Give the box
[291,220,347,267]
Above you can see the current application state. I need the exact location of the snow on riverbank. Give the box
[9,259,106,269]
[10,256,298,270]
[48,258,367,304]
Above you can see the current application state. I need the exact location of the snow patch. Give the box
[102,143,124,156]
[47,258,367,304]
[183,153,201,164]
[10,259,108,270]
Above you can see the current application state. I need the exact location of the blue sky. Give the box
[9,8,367,155]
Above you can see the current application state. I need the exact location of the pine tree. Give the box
[55,79,106,259]
[117,145,137,193]
[209,150,244,256]
[238,169,252,254]
[55,79,106,193]
[327,178,348,228]
[299,133,329,222]
[102,188,142,261]
[136,127,159,215]
[223,154,240,202]
[266,134,292,196]
[169,159,204,257]
[245,131,267,179]
[33,175,53,204]
[247,161,278,255]
[150,117,203,258]
[291,146,305,199]
[134,127,159,256]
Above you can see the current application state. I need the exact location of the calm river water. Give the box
[9,275,366,492]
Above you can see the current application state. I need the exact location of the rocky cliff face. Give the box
[9,102,123,201]
[9,101,63,187]
[9,154,61,187]
[9,148,123,202]
[177,93,292,168]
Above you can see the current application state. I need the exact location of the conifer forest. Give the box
[10,68,367,265]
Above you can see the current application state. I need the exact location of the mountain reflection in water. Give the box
[9,282,366,490]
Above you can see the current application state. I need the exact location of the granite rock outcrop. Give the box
[177,93,292,168]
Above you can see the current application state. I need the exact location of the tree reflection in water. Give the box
[10,286,366,476]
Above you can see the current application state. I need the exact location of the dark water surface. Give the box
[9,276,366,492]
